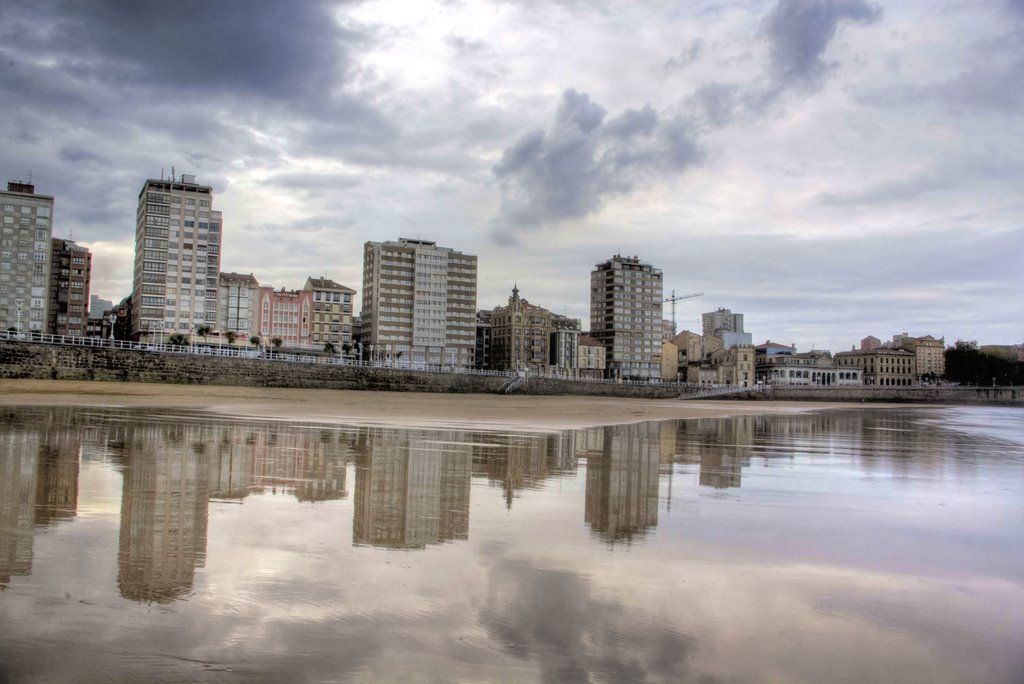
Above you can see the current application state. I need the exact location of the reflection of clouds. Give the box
[2,407,1024,682]
[479,552,694,683]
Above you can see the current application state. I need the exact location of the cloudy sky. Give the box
[2,0,1022,351]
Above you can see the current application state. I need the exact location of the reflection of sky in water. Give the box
[1,406,1023,683]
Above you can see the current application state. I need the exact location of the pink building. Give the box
[256,287,313,349]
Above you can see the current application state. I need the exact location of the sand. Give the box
[0,378,905,432]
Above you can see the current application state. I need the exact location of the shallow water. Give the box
[1,405,1023,683]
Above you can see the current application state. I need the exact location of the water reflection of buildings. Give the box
[353,428,472,549]
[584,423,660,543]
[0,415,81,588]
[115,420,355,601]
[117,424,212,603]
[472,432,578,508]
[673,416,755,490]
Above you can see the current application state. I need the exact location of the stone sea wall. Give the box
[1,341,1021,404]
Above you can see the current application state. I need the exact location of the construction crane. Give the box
[663,290,704,335]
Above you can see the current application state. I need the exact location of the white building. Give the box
[361,238,477,367]
[131,174,222,338]
[1,181,54,333]
[217,272,259,339]
[589,254,663,379]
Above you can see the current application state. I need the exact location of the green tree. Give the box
[324,342,337,355]
[272,337,283,352]
[168,333,188,346]
[196,325,212,338]
[250,335,261,347]
[225,331,237,345]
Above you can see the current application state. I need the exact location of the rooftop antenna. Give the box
[160,168,165,181]
[171,165,176,182]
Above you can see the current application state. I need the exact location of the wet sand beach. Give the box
[0,378,911,431]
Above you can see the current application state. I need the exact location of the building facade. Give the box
[131,175,222,338]
[474,310,492,370]
[835,348,916,386]
[1,181,54,333]
[755,349,863,386]
[304,277,356,349]
[490,285,579,375]
[217,272,259,339]
[578,335,606,379]
[256,287,313,349]
[589,254,663,380]
[361,238,477,367]
[892,333,945,380]
[47,238,91,336]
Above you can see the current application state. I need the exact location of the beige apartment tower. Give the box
[132,175,222,338]
[361,238,477,367]
[1,181,54,333]
[590,254,663,379]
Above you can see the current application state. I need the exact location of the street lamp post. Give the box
[15,299,24,338]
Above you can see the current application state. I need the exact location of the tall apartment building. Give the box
[217,272,259,339]
[361,238,477,367]
[589,254,663,379]
[47,238,92,336]
[1,181,54,333]
[304,277,356,348]
[132,175,222,337]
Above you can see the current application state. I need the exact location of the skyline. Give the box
[2,0,1022,351]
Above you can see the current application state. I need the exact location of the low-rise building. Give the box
[661,340,679,381]
[835,348,916,386]
[578,335,606,380]
[217,272,259,340]
[892,333,945,380]
[256,286,313,349]
[305,276,356,349]
[490,286,579,375]
[756,348,862,386]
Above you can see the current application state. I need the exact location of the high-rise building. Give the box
[361,238,477,367]
[131,174,222,338]
[47,238,91,336]
[217,272,259,339]
[1,181,54,333]
[589,254,663,379]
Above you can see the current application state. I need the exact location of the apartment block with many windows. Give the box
[217,272,259,339]
[131,175,222,338]
[304,277,356,349]
[1,181,54,333]
[589,254,663,379]
[361,238,477,367]
[47,238,91,336]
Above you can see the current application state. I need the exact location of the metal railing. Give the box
[0,330,516,378]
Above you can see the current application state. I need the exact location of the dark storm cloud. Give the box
[478,553,694,683]
[492,89,703,236]
[762,0,882,88]
[1,0,358,100]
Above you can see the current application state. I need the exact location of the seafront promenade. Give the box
[0,333,1020,405]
